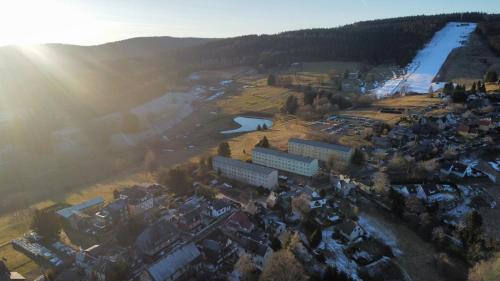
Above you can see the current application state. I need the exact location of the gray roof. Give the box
[56,197,104,219]
[289,138,352,153]
[213,156,277,175]
[252,147,316,163]
[147,243,200,281]
[136,220,179,254]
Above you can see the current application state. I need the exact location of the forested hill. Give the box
[2,13,499,119]
[167,13,499,70]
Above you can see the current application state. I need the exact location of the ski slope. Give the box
[373,22,476,98]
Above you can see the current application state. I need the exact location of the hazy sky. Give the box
[0,0,498,46]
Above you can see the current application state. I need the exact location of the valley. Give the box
[0,12,499,281]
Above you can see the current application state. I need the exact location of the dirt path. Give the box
[359,204,445,281]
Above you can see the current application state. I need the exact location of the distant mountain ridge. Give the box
[42,36,218,61]
[1,13,499,122]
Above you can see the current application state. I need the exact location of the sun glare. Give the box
[0,0,92,46]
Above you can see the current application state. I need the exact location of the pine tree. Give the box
[484,70,498,83]
[218,142,231,157]
[257,124,262,131]
[255,136,270,148]
[267,74,276,86]
[262,123,268,130]
[470,82,477,94]
[284,95,299,114]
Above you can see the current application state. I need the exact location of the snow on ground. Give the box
[319,228,361,281]
[219,79,233,86]
[373,22,476,98]
[358,215,402,256]
[221,117,273,134]
[206,91,225,101]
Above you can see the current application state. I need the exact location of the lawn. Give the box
[210,116,313,162]
[342,109,402,125]
[217,82,293,115]
[374,94,441,108]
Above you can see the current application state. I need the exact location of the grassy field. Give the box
[217,82,293,115]
[342,109,402,125]
[344,95,442,125]
[486,83,500,92]
[209,116,313,162]
[374,94,440,108]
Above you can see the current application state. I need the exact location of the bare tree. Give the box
[468,252,500,281]
[259,250,307,281]
[144,149,158,172]
[292,193,311,218]
[236,253,258,281]
[372,172,390,194]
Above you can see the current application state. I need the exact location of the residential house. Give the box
[457,124,479,138]
[136,220,180,257]
[476,160,500,183]
[56,197,105,229]
[335,219,365,243]
[450,162,470,178]
[94,199,129,230]
[440,162,454,176]
[224,211,255,233]
[212,156,278,190]
[119,186,154,217]
[197,230,237,272]
[479,118,494,132]
[176,196,205,232]
[140,243,201,281]
[331,175,357,197]
[207,199,232,218]
[232,236,272,270]
[418,184,458,204]
[302,186,327,209]
[387,126,416,145]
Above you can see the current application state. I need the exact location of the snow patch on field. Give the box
[373,22,476,97]
[319,229,361,281]
[358,215,402,256]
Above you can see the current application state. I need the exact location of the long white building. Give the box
[288,138,353,164]
[252,147,319,177]
[212,156,278,189]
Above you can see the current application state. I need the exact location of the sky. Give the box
[0,0,498,46]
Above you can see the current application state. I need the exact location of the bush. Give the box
[267,74,276,86]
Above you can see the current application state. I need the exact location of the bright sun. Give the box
[0,0,93,46]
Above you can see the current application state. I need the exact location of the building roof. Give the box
[56,197,104,219]
[106,198,127,212]
[289,138,352,153]
[120,186,149,201]
[213,156,277,175]
[225,211,254,232]
[233,236,269,257]
[210,199,231,211]
[146,243,200,281]
[336,219,359,236]
[136,220,179,254]
[253,147,316,163]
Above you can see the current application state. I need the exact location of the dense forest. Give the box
[166,13,498,71]
[477,19,500,55]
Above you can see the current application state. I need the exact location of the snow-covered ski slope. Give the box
[373,22,476,98]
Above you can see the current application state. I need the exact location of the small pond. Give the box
[221,117,272,134]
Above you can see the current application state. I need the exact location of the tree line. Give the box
[162,13,493,71]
